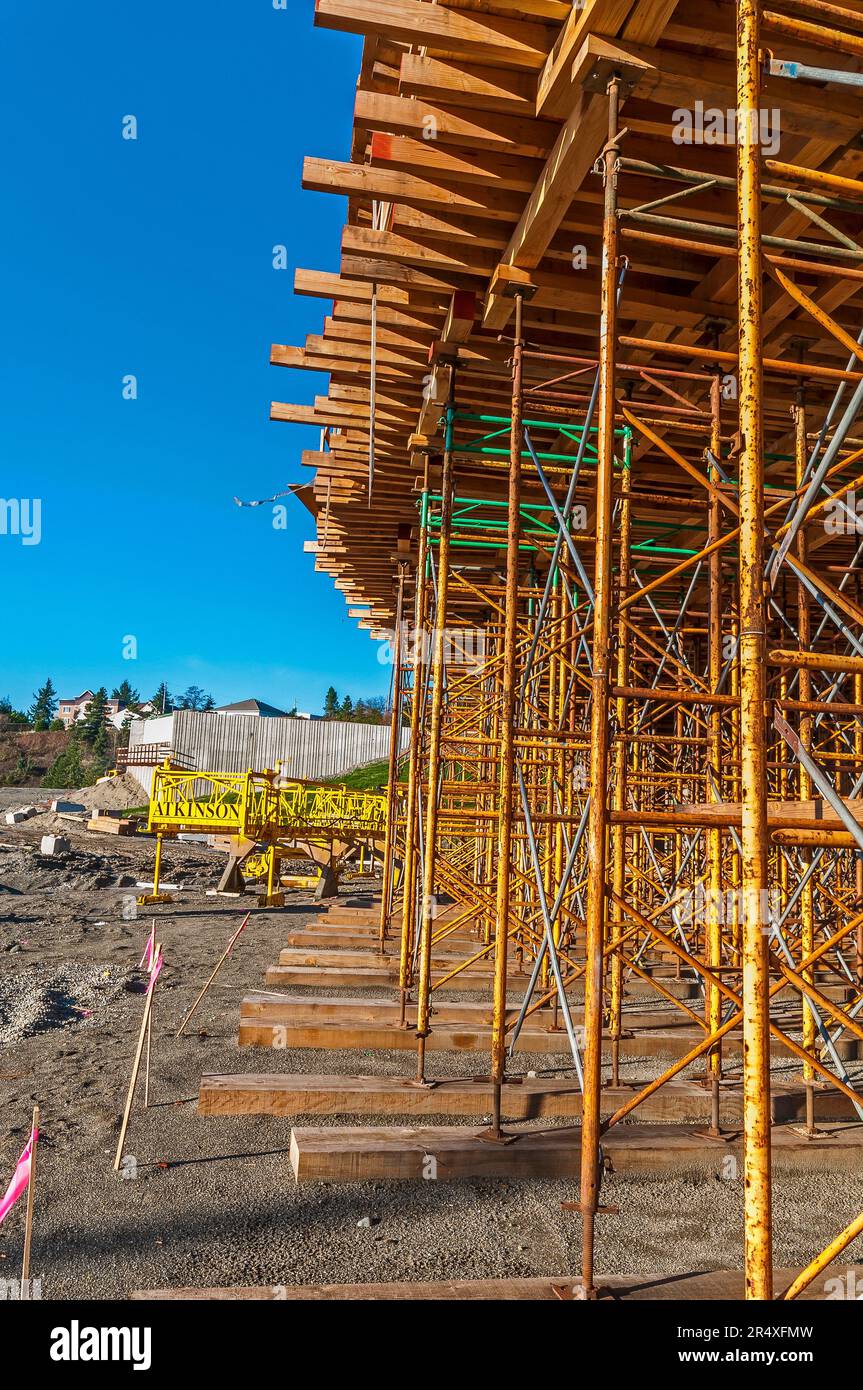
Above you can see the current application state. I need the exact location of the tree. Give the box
[339,694,354,720]
[0,697,30,729]
[323,686,339,718]
[177,685,210,711]
[90,720,111,774]
[43,727,86,789]
[29,678,57,731]
[202,693,216,711]
[80,688,109,746]
[111,679,140,706]
[150,681,173,715]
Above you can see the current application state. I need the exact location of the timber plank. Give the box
[238,1018,573,1052]
[130,1267,863,1300]
[198,1074,858,1122]
[289,1122,863,1182]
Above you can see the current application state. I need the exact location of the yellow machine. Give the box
[139,763,387,906]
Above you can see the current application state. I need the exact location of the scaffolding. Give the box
[272,0,863,1300]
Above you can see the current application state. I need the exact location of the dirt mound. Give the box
[0,962,133,1045]
[67,773,147,811]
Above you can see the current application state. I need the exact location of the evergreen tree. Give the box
[111,679,140,706]
[29,677,57,731]
[150,681,173,715]
[0,750,35,786]
[202,693,216,711]
[80,687,109,746]
[323,686,339,718]
[0,697,30,729]
[90,720,111,774]
[43,727,86,788]
[340,694,354,720]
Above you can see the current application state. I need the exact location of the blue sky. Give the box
[0,1,386,715]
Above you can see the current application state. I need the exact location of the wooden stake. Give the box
[19,1105,39,1301]
[144,993,154,1109]
[114,945,160,1173]
[143,919,156,1108]
[176,912,251,1037]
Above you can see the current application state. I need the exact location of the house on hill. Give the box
[215,698,292,717]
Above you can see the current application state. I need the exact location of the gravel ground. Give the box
[1,820,862,1299]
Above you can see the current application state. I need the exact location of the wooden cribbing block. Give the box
[287,928,476,950]
[289,1122,863,1183]
[131,1267,863,1301]
[87,817,136,836]
[199,1074,581,1118]
[277,947,495,970]
[240,991,698,1034]
[201,1072,863,1124]
[287,931,396,950]
[238,1018,571,1052]
[240,992,520,1026]
[321,908,380,924]
[264,965,529,991]
[241,1009,748,1058]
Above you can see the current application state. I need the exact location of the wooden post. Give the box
[19,1105,39,1301]
[114,945,161,1173]
[176,912,251,1037]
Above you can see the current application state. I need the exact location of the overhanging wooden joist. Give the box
[314,0,552,71]
[483,36,655,330]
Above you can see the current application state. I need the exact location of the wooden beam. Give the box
[354,89,558,160]
[483,38,655,329]
[537,0,636,117]
[314,0,551,71]
[399,54,537,115]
